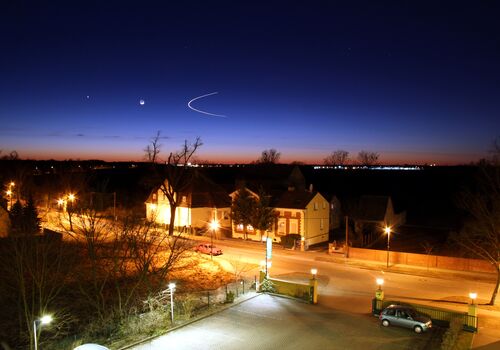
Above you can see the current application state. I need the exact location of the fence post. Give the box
[207,291,210,308]
[466,302,478,332]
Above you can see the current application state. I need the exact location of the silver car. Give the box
[379,305,432,333]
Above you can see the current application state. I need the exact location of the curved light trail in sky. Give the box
[187,92,227,118]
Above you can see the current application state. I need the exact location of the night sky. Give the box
[1,1,499,164]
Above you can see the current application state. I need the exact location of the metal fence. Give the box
[174,278,257,313]
[372,299,478,332]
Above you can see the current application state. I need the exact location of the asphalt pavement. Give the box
[129,294,433,350]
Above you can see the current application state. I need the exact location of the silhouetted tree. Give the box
[23,196,41,235]
[146,132,202,236]
[251,189,276,241]
[455,141,500,305]
[357,150,379,166]
[9,201,24,236]
[231,187,257,240]
[258,149,281,164]
[324,150,350,166]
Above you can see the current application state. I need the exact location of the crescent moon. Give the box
[187,92,227,118]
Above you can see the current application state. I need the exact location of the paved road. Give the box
[131,294,432,350]
[210,238,500,348]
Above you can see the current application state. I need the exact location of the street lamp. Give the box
[5,189,12,210]
[168,282,176,325]
[209,220,219,261]
[33,315,52,350]
[384,226,391,268]
[311,268,318,279]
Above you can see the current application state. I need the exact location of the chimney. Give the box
[309,184,313,192]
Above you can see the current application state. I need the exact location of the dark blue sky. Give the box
[1,1,499,164]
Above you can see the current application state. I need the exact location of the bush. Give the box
[225,291,235,303]
[260,278,276,293]
[441,317,471,350]
[281,234,301,249]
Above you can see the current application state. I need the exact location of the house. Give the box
[353,195,406,246]
[145,171,231,235]
[273,188,330,247]
[230,186,330,248]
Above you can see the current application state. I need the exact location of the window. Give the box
[322,202,326,209]
[320,218,324,230]
[236,224,244,232]
[314,202,318,210]
[182,195,187,203]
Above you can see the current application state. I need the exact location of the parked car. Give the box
[379,305,432,333]
[195,243,223,256]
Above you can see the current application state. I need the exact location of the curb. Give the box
[314,256,496,283]
[116,292,260,350]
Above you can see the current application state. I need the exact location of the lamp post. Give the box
[33,315,52,350]
[5,189,12,210]
[5,181,14,210]
[168,282,176,325]
[384,226,391,268]
[67,193,76,231]
[209,220,219,261]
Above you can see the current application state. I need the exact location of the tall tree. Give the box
[8,201,24,236]
[251,188,276,241]
[357,150,379,166]
[146,132,202,236]
[455,142,500,305]
[23,196,41,235]
[258,149,281,164]
[324,150,350,166]
[231,187,257,240]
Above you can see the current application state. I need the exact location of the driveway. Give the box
[130,294,432,350]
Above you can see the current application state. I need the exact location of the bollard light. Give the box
[311,268,318,278]
[469,292,477,304]
[376,278,384,290]
[168,283,176,324]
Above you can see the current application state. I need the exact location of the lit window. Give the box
[314,202,318,210]
[236,224,244,232]
[320,218,324,230]
[322,202,326,209]
[247,225,254,232]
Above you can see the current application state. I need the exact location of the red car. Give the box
[195,243,223,256]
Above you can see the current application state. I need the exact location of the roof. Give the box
[186,171,231,208]
[272,190,317,209]
[355,195,391,222]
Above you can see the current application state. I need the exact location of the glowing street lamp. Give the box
[469,292,477,304]
[33,315,52,350]
[376,278,384,290]
[168,282,176,324]
[5,189,13,210]
[384,226,391,268]
[311,268,318,279]
[67,193,76,202]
